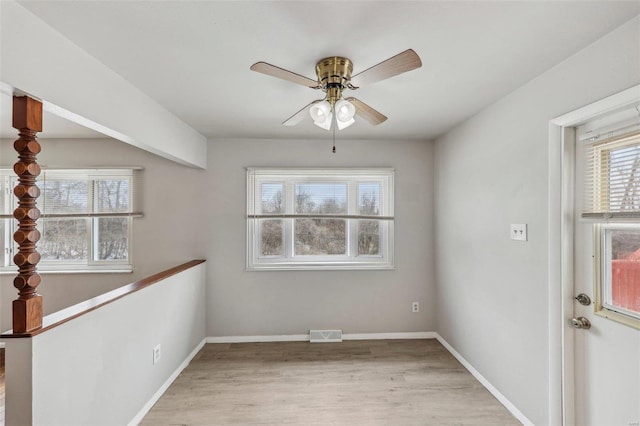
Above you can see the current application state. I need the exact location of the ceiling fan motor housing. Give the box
[316,56,353,105]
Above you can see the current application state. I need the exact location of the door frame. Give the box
[548,84,640,426]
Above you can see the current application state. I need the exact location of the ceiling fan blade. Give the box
[346,98,387,125]
[350,49,422,87]
[250,62,319,88]
[282,99,324,126]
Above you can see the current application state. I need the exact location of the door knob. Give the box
[569,317,591,329]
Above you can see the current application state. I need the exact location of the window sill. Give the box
[246,264,395,271]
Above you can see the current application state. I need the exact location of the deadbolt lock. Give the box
[575,293,592,306]
[569,317,591,330]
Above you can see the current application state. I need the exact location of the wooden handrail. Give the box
[1,260,205,338]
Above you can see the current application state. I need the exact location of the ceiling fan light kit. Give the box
[334,99,356,130]
[250,49,422,132]
[309,100,333,130]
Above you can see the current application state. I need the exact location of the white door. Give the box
[571,113,640,425]
[573,221,640,425]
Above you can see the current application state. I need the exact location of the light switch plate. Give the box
[511,224,527,241]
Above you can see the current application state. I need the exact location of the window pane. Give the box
[295,219,346,255]
[40,179,88,213]
[0,219,7,267]
[97,179,130,213]
[295,183,347,214]
[261,183,282,214]
[608,229,640,317]
[97,218,129,260]
[39,219,88,261]
[359,220,380,255]
[260,219,283,256]
[359,183,381,215]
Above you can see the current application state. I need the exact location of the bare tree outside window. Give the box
[294,183,347,255]
[39,179,89,260]
[358,183,381,256]
[96,179,129,260]
[260,183,284,256]
[39,219,88,261]
[98,218,128,260]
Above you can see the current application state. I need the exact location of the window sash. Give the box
[582,131,640,220]
[0,168,143,218]
[594,224,640,329]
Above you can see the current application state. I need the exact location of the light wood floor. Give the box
[142,339,519,425]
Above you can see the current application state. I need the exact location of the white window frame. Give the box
[247,168,394,271]
[593,223,640,329]
[0,168,141,274]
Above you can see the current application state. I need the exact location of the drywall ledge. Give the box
[0,1,207,169]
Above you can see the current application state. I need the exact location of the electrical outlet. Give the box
[153,344,161,365]
[412,301,419,313]
[510,224,527,241]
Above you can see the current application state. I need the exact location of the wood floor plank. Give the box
[142,339,519,425]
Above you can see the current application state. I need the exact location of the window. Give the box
[595,224,640,323]
[580,105,640,328]
[0,168,142,273]
[247,168,394,270]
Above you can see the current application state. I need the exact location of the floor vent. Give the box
[309,329,343,343]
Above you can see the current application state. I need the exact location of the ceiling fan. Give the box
[250,49,422,131]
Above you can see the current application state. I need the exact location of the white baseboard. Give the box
[207,334,309,343]
[206,331,436,344]
[434,334,534,426]
[343,331,437,340]
[128,337,206,426]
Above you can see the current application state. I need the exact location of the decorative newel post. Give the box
[12,95,43,333]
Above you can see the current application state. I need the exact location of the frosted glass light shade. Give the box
[309,101,332,130]
[335,99,356,130]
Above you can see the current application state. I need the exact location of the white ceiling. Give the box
[4,1,640,141]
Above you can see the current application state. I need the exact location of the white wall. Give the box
[0,261,206,425]
[0,138,206,333]
[204,138,435,337]
[434,16,640,426]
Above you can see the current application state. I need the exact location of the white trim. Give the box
[549,84,640,426]
[552,85,640,127]
[206,332,436,344]
[127,338,206,426]
[206,334,310,343]
[343,331,436,340]
[434,334,535,426]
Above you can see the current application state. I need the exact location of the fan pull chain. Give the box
[332,113,337,153]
